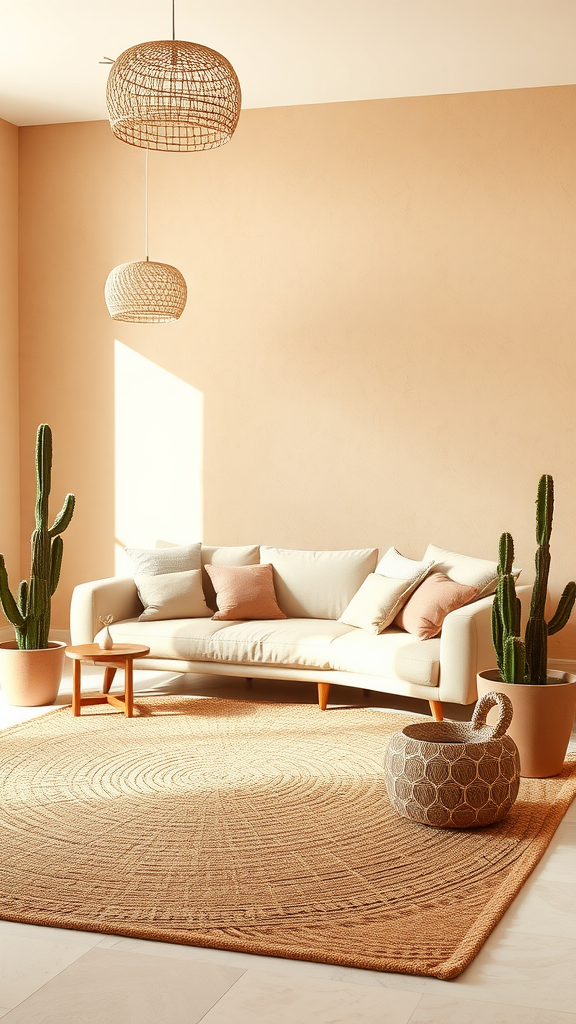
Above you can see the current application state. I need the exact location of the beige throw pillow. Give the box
[339,573,417,634]
[135,569,212,621]
[260,546,378,620]
[126,542,202,576]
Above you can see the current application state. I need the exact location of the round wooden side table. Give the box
[65,644,150,718]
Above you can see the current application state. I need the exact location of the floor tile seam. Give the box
[195,968,249,1021]
[421,974,576,1012]
[408,991,576,1021]
[0,942,102,1013]
[506,923,576,939]
[394,988,426,1022]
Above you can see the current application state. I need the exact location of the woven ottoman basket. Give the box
[384,691,520,828]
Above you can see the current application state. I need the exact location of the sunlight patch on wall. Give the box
[114,341,203,574]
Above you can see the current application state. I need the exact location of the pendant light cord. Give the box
[145,150,149,261]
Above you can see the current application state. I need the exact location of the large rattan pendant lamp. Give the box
[105,152,187,322]
[106,0,241,152]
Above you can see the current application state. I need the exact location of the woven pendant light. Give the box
[105,260,187,322]
[106,1,241,152]
[105,152,187,323]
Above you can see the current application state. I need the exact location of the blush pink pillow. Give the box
[394,572,479,639]
[205,563,287,621]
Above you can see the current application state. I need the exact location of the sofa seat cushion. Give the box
[102,617,355,670]
[328,627,440,687]
[103,617,239,662]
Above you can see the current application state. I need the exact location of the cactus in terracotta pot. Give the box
[0,424,75,649]
[492,475,576,685]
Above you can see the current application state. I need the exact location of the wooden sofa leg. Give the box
[429,700,443,722]
[318,683,330,711]
[102,667,116,694]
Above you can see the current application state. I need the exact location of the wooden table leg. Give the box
[124,658,133,717]
[72,660,81,716]
[102,666,116,694]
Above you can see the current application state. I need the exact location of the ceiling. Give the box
[1,0,575,127]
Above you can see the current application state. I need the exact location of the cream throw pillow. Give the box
[339,573,417,634]
[126,542,201,576]
[135,569,212,621]
[261,546,378,620]
[424,544,521,598]
[376,547,434,583]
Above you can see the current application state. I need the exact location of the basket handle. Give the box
[471,690,513,739]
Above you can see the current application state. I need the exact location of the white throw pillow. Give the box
[376,547,434,583]
[339,574,416,634]
[125,542,202,576]
[260,546,378,620]
[135,569,212,621]
[423,544,521,598]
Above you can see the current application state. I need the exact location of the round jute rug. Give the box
[1,696,575,979]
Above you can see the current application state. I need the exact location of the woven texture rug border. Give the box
[1,697,575,980]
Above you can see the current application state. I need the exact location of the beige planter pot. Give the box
[477,669,576,778]
[0,640,66,707]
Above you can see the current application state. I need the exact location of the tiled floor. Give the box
[1,665,575,1023]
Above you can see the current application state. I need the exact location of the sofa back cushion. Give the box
[201,545,260,610]
[260,546,378,620]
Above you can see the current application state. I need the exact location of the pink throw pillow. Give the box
[394,572,479,639]
[205,563,287,621]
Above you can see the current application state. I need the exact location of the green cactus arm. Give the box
[49,493,75,537]
[17,580,28,617]
[548,582,576,635]
[35,424,52,529]
[50,537,63,596]
[536,474,554,548]
[0,555,25,629]
[498,532,514,576]
[500,574,521,637]
[503,636,526,685]
[491,598,504,674]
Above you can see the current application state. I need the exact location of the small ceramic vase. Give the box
[98,615,114,651]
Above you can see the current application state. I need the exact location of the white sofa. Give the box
[70,544,531,719]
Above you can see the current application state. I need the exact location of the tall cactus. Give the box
[492,475,576,685]
[0,425,75,649]
[524,475,576,684]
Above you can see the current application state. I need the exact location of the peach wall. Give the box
[17,86,576,654]
[0,118,20,626]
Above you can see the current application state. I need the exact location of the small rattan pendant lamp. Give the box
[105,152,187,323]
[106,0,241,152]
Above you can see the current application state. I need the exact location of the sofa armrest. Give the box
[70,577,142,645]
[438,585,532,704]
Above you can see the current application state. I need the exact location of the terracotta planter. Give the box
[477,669,576,778]
[0,640,66,707]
